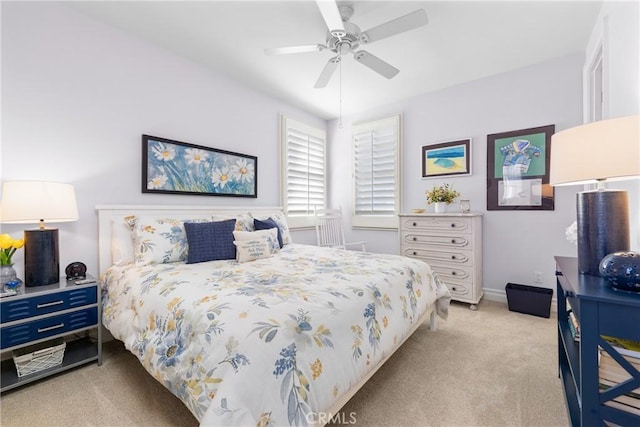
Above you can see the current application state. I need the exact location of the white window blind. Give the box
[280,115,326,228]
[352,114,402,229]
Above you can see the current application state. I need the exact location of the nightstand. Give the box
[0,276,102,392]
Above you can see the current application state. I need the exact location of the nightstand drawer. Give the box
[0,287,97,323]
[0,307,98,349]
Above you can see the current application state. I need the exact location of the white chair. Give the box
[314,207,367,251]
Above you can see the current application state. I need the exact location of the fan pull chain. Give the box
[339,58,344,128]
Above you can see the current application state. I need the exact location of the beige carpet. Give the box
[0,300,569,427]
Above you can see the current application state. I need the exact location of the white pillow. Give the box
[126,216,208,266]
[233,229,280,254]
[234,239,271,263]
[111,217,135,266]
[253,212,293,245]
[212,213,253,231]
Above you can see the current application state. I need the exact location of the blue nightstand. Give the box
[0,276,102,392]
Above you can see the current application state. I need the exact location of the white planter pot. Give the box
[434,202,446,213]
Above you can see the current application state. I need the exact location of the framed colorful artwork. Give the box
[142,135,257,198]
[422,138,471,178]
[486,124,555,210]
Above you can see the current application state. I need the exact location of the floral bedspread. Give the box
[101,244,451,426]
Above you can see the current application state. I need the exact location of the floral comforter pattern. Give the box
[101,244,450,426]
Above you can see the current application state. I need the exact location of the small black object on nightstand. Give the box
[65,262,87,280]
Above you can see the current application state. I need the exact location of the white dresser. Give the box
[398,213,483,309]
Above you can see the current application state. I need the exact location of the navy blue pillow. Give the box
[254,218,283,248]
[184,219,236,264]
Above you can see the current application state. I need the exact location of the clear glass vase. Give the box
[1,264,22,294]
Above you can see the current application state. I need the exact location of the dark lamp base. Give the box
[24,229,60,287]
[577,190,630,276]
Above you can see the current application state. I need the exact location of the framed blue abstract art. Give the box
[422,139,471,178]
[142,135,257,198]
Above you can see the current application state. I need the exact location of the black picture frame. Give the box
[486,124,555,210]
[142,135,257,198]
[422,139,472,178]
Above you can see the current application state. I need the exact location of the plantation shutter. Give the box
[281,115,326,227]
[352,114,402,229]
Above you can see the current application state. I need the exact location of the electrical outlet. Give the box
[534,271,543,283]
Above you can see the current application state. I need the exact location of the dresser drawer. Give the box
[400,216,471,233]
[0,307,98,349]
[0,287,97,323]
[441,281,470,297]
[401,232,471,249]
[402,247,472,266]
[430,264,474,282]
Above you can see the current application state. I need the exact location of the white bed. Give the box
[97,205,450,426]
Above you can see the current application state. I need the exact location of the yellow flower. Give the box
[0,234,24,265]
[0,234,13,250]
[310,359,323,380]
[425,183,460,204]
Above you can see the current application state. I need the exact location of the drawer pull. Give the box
[412,251,417,256]
[451,255,456,259]
[451,239,456,243]
[412,222,417,226]
[451,271,456,275]
[38,323,64,333]
[37,300,64,309]
[451,223,455,228]
[451,286,457,291]
[412,237,417,241]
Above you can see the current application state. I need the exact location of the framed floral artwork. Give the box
[486,124,554,210]
[142,135,257,197]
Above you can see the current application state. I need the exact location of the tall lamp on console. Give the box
[549,115,640,280]
[0,181,78,286]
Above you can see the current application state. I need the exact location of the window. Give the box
[280,115,326,228]
[352,114,402,229]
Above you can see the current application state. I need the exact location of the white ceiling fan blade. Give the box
[315,0,346,38]
[354,51,399,79]
[264,45,325,55]
[314,57,340,88]
[360,9,428,44]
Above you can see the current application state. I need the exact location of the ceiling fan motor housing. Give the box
[326,21,361,54]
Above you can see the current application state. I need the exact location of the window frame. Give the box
[279,114,327,229]
[351,113,403,230]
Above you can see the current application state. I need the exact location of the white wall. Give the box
[585,0,640,249]
[328,53,586,299]
[0,2,324,278]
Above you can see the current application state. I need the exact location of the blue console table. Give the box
[556,256,640,426]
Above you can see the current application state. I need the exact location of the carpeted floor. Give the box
[0,300,569,426]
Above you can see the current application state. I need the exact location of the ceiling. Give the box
[67,1,603,120]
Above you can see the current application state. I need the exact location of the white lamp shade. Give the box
[0,181,79,224]
[549,115,640,186]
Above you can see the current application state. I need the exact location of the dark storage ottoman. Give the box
[505,283,553,318]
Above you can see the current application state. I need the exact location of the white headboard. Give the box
[96,204,284,276]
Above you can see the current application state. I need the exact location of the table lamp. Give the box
[549,115,640,276]
[0,181,78,286]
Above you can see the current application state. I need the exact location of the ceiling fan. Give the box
[265,1,428,88]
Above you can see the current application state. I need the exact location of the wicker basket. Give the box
[13,338,66,377]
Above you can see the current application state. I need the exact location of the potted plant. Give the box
[426,184,460,213]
